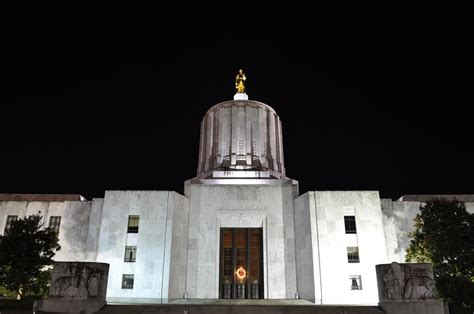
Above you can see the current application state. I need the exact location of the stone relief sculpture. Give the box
[403,274,435,300]
[38,262,109,313]
[49,263,102,299]
[377,262,436,302]
[88,267,102,297]
[382,262,404,299]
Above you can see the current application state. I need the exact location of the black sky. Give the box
[1,4,472,200]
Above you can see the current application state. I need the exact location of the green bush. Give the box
[0,286,17,298]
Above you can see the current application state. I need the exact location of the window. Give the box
[347,246,360,263]
[127,215,139,233]
[344,216,357,234]
[122,274,134,289]
[4,215,18,233]
[48,216,61,234]
[124,246,137,262]
[350,275,362,290]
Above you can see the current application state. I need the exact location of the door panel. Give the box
[219,228,263,299]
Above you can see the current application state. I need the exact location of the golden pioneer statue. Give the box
[235,69,246,93]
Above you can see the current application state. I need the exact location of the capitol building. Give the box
[1,71,473,305]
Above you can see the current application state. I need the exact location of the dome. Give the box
[196,99,286,179]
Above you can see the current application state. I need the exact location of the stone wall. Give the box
[0,199,97,261]
[184,179,299,299]
[164,192,190,301]
[381,199,420,263]
[382,198,474,263]
[293,192,317,302]
[294,191,389,305]
[95,190,188,303]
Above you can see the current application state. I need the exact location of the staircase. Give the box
[98,300,385,314]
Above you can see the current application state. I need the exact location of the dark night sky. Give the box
[1,4,472,200]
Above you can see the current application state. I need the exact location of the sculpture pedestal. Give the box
[38,297,106,313]
[379,300,445,314]
[233,92,248,100]
[38,262,109,313]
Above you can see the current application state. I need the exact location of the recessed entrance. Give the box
[219,228,264,299]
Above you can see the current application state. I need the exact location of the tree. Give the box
[406,198,474,306]
[0,213,60,299]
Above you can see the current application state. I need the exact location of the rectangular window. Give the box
[350,275,362,290]
[124,246,137,262]
[4,215,18,233]
[344,216,357,234]
[122,274,134,289]
[127,215,139,233]
[48,216,61,234]
[347,246,360,263]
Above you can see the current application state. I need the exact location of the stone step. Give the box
[98,303,385,314]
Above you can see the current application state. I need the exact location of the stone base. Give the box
[379,300,445,314]
[233,93,248,100]
[213,170,270,178]
[38,297,106,313]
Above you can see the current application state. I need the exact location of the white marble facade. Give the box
[1,96,473,305]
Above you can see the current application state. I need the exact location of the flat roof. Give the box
[397,194,474,202]
[0,194,87,202]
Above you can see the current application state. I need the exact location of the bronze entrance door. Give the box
[219,228,264,299]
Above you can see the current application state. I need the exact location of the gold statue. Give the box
[235,69,246,93]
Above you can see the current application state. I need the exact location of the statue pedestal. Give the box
[38,262,109,313]
[234,93,248,100]
[38,297,106,313]
[379,300,445,314]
